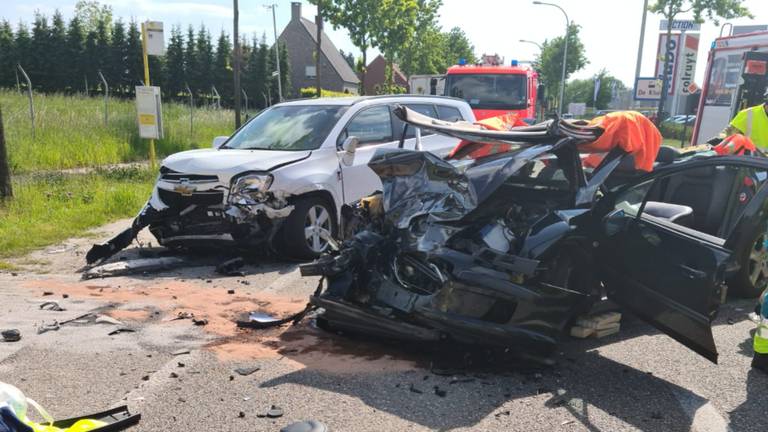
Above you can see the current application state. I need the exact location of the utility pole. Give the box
[141,22,156,169]
[233,0,242,127]
[634,0,649,84]
[264,4,282,102]
[0,106,12,199]
[315,3,322,98]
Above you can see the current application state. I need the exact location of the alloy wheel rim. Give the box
[304,205,332,253]
[748,235,768,287]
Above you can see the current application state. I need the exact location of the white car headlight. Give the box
[231,174,273,201]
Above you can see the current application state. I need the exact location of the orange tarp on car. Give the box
[580,111,661,172]
[448,111,662,172]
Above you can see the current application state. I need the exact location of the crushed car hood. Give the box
[161,148,311,179]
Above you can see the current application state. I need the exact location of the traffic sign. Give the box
[660,19,701,32]
[634,77,663,101]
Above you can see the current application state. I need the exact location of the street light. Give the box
[533,1,569,115]
[519,39,543,51]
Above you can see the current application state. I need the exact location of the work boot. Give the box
[752,352,768,374]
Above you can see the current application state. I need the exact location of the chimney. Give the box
[291,2,301,22]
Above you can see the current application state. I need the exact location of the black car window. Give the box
[616,164,768,242]
[506,155,570,190]
[393,104,438,140]
[338,105,393,147]
[436,105,464,122]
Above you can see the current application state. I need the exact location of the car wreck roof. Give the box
[392,105,603,146]
[275,94,468,107]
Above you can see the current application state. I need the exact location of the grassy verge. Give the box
[1,89,234,173]
[0,167,153,259]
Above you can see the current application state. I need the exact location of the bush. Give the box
[659,121,693,142]
[298,87,351,98]
[373,84,407,95]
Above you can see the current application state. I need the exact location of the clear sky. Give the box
[2,0,768,86]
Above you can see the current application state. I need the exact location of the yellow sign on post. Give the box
[135,86,163,139]
[140,21,165,170]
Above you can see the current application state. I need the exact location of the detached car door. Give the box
[595,159,768,363]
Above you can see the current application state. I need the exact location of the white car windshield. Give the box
[223,105,347,151]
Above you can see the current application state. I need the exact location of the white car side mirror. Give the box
[340,136,359,166]
[212,136,229,148]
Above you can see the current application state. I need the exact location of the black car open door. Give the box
[595,159,768,363]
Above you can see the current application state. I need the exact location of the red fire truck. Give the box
[442,54,541,121]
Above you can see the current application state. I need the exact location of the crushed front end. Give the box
[86,167,295,264]
[302,148,602,360]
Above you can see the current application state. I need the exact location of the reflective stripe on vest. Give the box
[755,319,768,355]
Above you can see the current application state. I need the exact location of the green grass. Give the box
[0,167,154,258]
[1,89,234,173]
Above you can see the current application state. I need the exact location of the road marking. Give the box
[670,386,731,432]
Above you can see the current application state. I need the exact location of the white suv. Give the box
[86,95,474,263]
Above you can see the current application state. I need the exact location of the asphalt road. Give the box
[0,219,766,432]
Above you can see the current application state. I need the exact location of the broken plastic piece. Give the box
[83,257,187,280]
[216,257,245,276]
[266,406,283,418]
[108,328,136,336]
[39,302,64,312]
[37,321,60,335]
[234,366,260,376]
[280,420,329,432]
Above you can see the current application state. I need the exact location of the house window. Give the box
[305,66,317,78]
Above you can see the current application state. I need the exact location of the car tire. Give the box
[280,196,337,260]
[728,230,768,298]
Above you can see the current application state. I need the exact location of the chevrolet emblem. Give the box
[173,179,196,196]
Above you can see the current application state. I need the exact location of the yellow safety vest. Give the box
[756,319,768,355]
[731,104,768,149]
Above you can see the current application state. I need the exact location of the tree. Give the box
[164,26,186,98]
[650,0,751,123]
[245,34,269,108]
[535,22,588,112]
[74,0,113,34]
[193,26,215,100]
[29,13,52,91]
[339,49,355,69]
[126,20,142,90]
[184,25,197,92]
[14,23,32,80]
[49,11,68,91]
[214,30,233,105]
[65,16,85,92]
[373,0,426,85]
[309,0,382,94]
[398,22,446,77]
[0,21,15,88]
[444,27,475,65]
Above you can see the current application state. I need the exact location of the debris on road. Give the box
[83,256,187,280]
[262,405,283,418]
[433,386,447,397]
[192,318,208,326]
[236,311,289,329]
[216,257,245,276]
[0,329,21,342]
[281,420,329,432]
[570,313,622,339]
[39,301,66,311]
[234,366,260,376]
[172,349,191,356]
[227,289,235,295]
[108,327,136,336]
[36,321,60,334]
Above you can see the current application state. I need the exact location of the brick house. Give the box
[363,55,409,95]
[278,2,360,96]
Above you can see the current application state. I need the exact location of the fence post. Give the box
[16,64,34,139]
[14,68,21,94]
[242,89,249,120]
[185,83,194,136]
[84,75,89,97]
[98,70,109,126]
[211,85,221,109]
[0,106,12,200]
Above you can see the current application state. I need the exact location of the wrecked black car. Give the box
[301,106,768,363]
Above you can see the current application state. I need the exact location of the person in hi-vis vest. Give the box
[754,287,768,373]
[719,88,768,149]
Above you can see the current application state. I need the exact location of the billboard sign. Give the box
[660,19,701,32]
[634,77,663,100]
[675,33,700,95]
[135,86,164,139]
[655,33,681,95]
[143,21,165,56]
